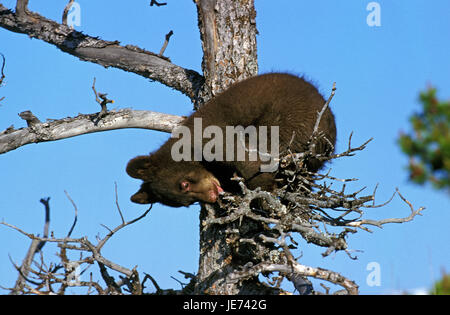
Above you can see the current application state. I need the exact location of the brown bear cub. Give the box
[126,73,336,207]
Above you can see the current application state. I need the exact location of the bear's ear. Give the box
[130,190,152,204]
[126,156,152,179]
[130,182,157,204]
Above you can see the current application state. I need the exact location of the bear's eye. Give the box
[180,181,190,192]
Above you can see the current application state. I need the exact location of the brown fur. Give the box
[126,73,336,207]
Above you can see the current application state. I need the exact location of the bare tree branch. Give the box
[2,195,152,295]
[91,77,114,124]
[64,190,78,238]
[0,52,5,85]
[0,108,184,155]
[0,52,6,104]
[227,261,359,295]
[96,204,152,252]
[114,182,125,224]
[346,188,425,231]
[36,198,50,252]
[308,82,336,156]
[0,4,204,100]
[9,197,50,295]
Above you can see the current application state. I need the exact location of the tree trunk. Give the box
[193,0,258,107]
[193,0,278,295]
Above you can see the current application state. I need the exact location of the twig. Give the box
[0,52,5,86]
[329,135,373,159]
[347,189,425,230]
[114,182,125,224]
[96,206,152,251]
[18,111,41,127]
[178,270,196,280]
[8,254,42,286]
[159,30,174,57]
[64,190,78,237]
[170,276,188,289]
[150,0,167,7]
[81,238,135,279]
[143,273,162,293]
[92,78,114,123]
[37,197,50,252]
[15,0,29,18]
[97,261,121,294]
[308,82,336,155]
[313,82,336,136]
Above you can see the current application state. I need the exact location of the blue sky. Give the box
[0,0,449,294]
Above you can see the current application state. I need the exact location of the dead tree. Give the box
[0,1,424,295]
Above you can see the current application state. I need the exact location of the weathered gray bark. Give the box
[194,0,258,106]
[0,109,184,154]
